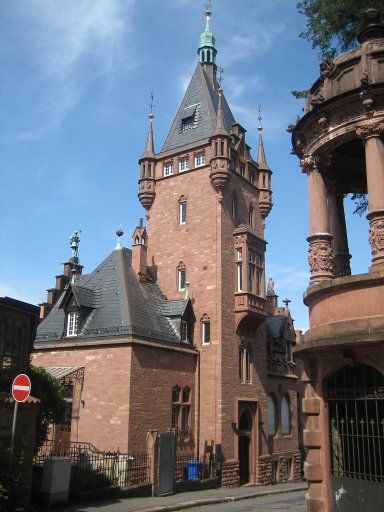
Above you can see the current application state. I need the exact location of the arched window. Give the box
[248,205,254,228]
[267,395,277,436]
[177,262,186,291]
[281,395,291,435]
[207,49,211,62]
[201,314,211,345]
[231,194,237,221]
[178,196,187,225]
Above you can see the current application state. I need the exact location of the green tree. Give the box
[29,366,66,450]
[295,0,382,213]
[297,0,384,58]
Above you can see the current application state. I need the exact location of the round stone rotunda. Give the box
[291,9,384,512]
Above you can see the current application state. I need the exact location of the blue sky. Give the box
[0,0,370,331]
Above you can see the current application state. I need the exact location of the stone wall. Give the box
[257,451,302,485]
[221,459,240,487]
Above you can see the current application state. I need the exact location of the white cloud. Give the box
[11,0,136,140]
[221,23,285,65]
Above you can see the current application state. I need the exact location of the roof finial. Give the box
[205,0,212,23]
[115,227,124,250]
[149,90,154,121]
[218,61,224,88]
[257,104,263,132]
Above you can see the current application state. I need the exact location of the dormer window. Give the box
[182,116,194,131]
[67,312,79,337]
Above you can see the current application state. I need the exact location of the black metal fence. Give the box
[33,441,151,491]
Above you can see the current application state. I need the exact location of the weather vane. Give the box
[218,62,224,88]
[205,0,212,12]
[149,90,155,119]
[257,105,263,131]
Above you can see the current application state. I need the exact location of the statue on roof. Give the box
[70,230,81,259]
[267,278,275,295]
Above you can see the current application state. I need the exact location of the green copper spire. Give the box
[198,1,217,66]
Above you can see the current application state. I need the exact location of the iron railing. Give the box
[34,441,151,489]
[326,365,384,483]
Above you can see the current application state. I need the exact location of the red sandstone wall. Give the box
[127,344,197,453]
[31,344,133,452]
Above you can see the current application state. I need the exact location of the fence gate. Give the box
[158,431,175,496]
[326,364,384,511]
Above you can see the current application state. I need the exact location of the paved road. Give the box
[188,490,306,511]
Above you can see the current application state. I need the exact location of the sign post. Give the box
[10,374,31,451]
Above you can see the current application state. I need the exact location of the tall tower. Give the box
[137,5,275,483]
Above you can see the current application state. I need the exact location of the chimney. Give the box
[131,222,148,282]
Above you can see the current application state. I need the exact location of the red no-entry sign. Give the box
[12,374,31,403]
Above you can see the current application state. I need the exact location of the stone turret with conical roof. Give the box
[138,112,156,210]
[209,88,231,197]
[257,109,273,219]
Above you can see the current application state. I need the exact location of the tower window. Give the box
[147,163,152,177]
[248,205,254,228]
[195,151,206,167]
[231,196,237,221]
[237,263,243,292]
[245,349,251,382]
[177,264,186,291]
[182,116,194,131]
[67,312,79,337]
[163,161,174,177]
[240,163,245,177]
[249,168,254,183]
[202,318,211,345]
[179,201,187,225]
[237,249,243,261]
[239,347,244,381]
[179,157,190,172]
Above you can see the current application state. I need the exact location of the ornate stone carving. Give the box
[361,70,369,90]
[310,89,325,108]
[318,116,329,132]
[300,154,315,173]
[368,218,384,255]
[307,235,334,279]
[356,122,384,141]
[320,57,335,80]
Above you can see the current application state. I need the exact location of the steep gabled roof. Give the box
[35,248,194,346]
[161,63,235,152]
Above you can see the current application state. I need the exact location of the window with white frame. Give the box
[237,263,243,292]
[163,161,174,177]
[67,312,79,337]
[237,249,243,261]
[195,151,206,167]
[177,266,186,291]
[248,250,256,293]
[179,201,187,225]
[179,157,190,172]
[181,320,188,342]
[281,396,291,435]
[268,395,277,436]
[202,318,210,345]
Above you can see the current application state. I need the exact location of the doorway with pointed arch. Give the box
[238,402,257,485]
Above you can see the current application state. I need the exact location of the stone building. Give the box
[291,9,384,512]
[33,7,303,486]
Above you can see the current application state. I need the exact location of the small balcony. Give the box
[235,292,268,328]
[294,269,384,356]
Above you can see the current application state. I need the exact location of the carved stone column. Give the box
[301,155,334,283]
[357,122,384,270]
[328,188,351,277]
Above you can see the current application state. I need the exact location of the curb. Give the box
[134,483,308,512]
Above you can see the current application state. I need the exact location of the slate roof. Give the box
[266,315,285,339]
[35,248,194,347]
[161,63,236,153]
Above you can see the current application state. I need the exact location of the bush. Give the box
[0,449,25,512]
[29,366,66,450]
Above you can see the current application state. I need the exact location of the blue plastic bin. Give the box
[186,461,203,480]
